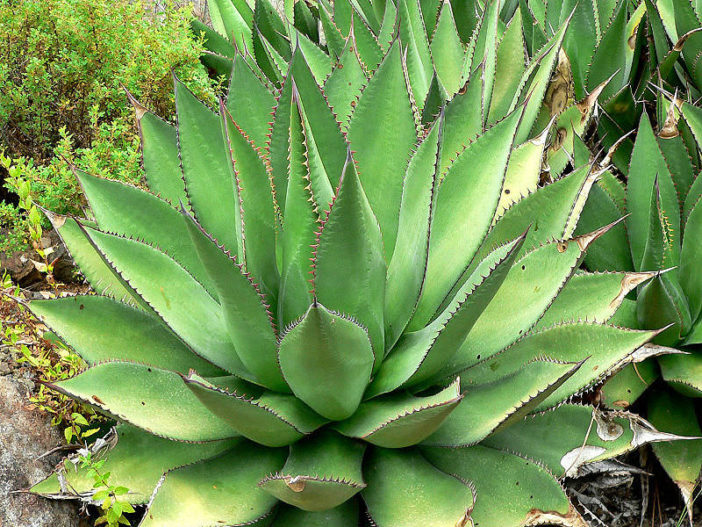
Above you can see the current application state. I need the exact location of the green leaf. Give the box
[278,302,374,421]
[659,352,702,397]
[259,430,366,511]
[271,502,359,526]
[324,37,368,129]
[422,445,583,527]
[469,0,500,113]
[183,372,327,447]
[277,89,318,326]
[75,171,215,297]
[29,296,223,376]
[648,389,702,524]
[207,0,253,53]
[536,271,657,329]
[681,195,702,321]
[466,322,659,411]
[440,230,606,378]
[363,448,474,527]
[561,0,597,100]
[637,274,691,347]
[313,153,386,362]
[424,359,581,447]
[450,0,479,42]
[253,0,290,60]
[31,425,237,504]
[319,3,347,58]
[226,53,277,150]
[371,233,526,396]
[384,117,442,348]
[347,41,417,259]
[83,228,249,379]
[140,442,285,527]
[175,79,239,255]
[431,0,466,95]
[601,360,659,409]
[397,0,433,109]
[488,8,526,123]
[183,209,285,391]
[295,30,333,85]
[129,100,185,206]
[352,11,383,72]
[484,403,693,477]
[335,379,462,447]
[45,213,147,309]
[50,362,237,442]
[411,106,523,328]
[627,113,681,271]
[221,107,279,303]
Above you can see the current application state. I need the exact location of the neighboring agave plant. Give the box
[576,95,702,520]
[26,5,690,527]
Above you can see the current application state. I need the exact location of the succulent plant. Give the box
[576,94,702,520]
[26,2,691,526]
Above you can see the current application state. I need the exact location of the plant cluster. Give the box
[0,0,220,253]
[22,0,702,526]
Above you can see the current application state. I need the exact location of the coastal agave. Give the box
[26,4,690,527]
[576,95,702,521]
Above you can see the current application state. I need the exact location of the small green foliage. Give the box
[78,450,134,526]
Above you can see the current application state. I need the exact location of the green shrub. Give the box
[0,0,222,253]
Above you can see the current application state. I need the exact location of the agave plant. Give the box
[27,6,689,527]
[576,95,702,520]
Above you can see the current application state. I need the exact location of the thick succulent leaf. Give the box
[192,18,237,67]
[681,196,702,322]
[424,359,582,447]
[335,379,461,448]
[397,0,432,110]
[295,30,333,85]
[183,372,327,447]
[475,164,596,268]
[576,171,634,272]
[352,11,383,72]
[627,113,681,271]
[585,0,628,103]
[439,63,485,176]
[469,0,500,113]
[450,0,479,42]
[640,179,679,275]
[422,445,586,527]
[253,0,290,61]
[371,233,525,396]
[411,106,523,328]
[83,227,249,378]
[421,71,448,125]
[493,125,549,221]
[637,274,691,347]
[278,302,374,421]
[488,8,526,123]
[466,322,659,411]
[140,442,286,527]
[601,360,659,409]
[31,424,237,504]
[363,448,474,526]
[440,229,605,378]
[289,50,347,188]
[130,101,185,206]
[319,3,346,58]
[559,0,597,100]
[226,53,276,150]
[648,389,702,524]
[277,89,318,326]
[377,0,397,52]
[221,107,279,303]
[509,15,570,144]
[259,430,366,511]
[29,296,223,376]
[324,37,368,129]
[659,352,702,397]
[76,171,216,297]
[207,0,253,53]
[682,101,702,152]
[431,0,466,95]
[182,210,285,391]
[537,271,657,329]
[271,501,359,526]
[45,214,146,309]
[313,153,386,362]
[384,116,443,349]
[347,41,417,259]
[175,79,239,255]
[484,403,694,478]
[49,362,237,441]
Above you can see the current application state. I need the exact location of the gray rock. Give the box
[0,376,79,527]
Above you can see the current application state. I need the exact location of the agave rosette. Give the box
[28,6,687,527]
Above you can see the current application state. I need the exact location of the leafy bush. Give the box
[0,0,221,253]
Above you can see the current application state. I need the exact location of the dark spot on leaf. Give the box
[141,401,146,405]
[147,368,152,372]
[79,304,84,310]
[476,354,481,360]
[521,265,526,270]
[504,189,510,195]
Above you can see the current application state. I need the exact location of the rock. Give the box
[0,376,79,527]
